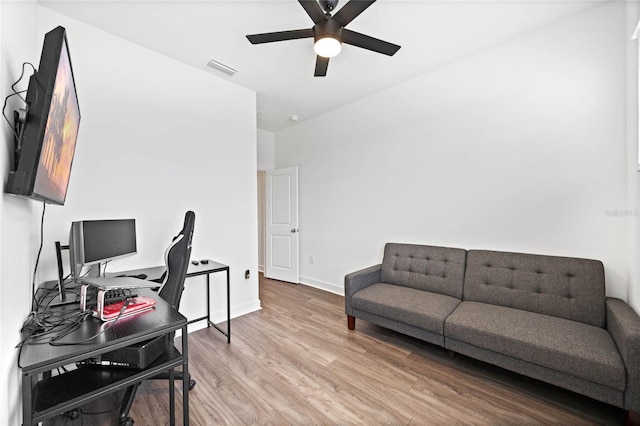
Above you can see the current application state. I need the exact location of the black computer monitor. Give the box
[69,219,137,283]
[52,219,137,305]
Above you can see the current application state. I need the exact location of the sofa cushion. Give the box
[380,243,467,299]
[445,301,625,391]
[351,283,461,336]
[463,250,606,328]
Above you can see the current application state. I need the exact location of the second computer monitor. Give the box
[69,218,137,280]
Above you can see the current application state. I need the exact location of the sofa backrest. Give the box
[380,243,467,299]
[463,250,606,328]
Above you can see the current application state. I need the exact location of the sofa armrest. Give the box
[606,297,640,412]
[344,264,381,315]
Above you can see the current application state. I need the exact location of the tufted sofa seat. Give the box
[345,243,640,418]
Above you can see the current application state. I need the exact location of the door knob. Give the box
[291,229,298,233]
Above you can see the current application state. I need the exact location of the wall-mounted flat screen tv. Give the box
[6,26,80,205]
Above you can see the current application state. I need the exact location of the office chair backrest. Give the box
[157,211,195,310]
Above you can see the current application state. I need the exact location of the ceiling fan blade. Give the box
[332,0,376,27]
[314,56,329,77]
[299,0,326,23]
[342,29,400,56]
[246,29,314,44]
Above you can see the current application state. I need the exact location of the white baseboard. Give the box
[231,299,262,320]
[299,275,344,296]
[185,299,262,334]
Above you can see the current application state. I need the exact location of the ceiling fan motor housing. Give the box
[314,18,343,43]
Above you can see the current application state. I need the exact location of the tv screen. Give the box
[6,26,80,205]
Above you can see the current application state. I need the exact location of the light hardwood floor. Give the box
[52,274,625,425]
[128,274,624,425]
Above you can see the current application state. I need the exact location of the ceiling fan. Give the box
[246,0,401,77]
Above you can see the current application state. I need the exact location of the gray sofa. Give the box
[344,243,640,418]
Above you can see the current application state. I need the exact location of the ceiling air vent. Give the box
[206,59,237,76]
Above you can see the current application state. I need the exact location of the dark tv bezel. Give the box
[6,26,80,205]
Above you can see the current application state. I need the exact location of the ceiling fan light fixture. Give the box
[313,18,343,58]
[314,36,342,58]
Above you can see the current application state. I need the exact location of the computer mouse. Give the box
[200,260,209,264]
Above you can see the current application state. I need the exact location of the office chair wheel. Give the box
[63,408,80,420]
[189,378,196,390]
[119,416,134,426]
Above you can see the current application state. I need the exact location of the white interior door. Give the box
[265,166,299,283]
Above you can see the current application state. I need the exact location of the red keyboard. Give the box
[93,296,156,322]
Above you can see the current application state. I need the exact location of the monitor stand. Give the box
[51,241,81,307]
[52,240,104,308]
[48,286,81,307]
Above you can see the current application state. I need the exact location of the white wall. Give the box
[36,8,260,327]
[1,2,40,424]
[257,128,275,171]
[0,6,260,424]
[276,2,630,299]
[627,2,640,312]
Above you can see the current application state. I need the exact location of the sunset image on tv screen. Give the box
[34,38,80,204]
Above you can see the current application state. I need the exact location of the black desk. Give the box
[19,288,189,425]
[114,259,231,343]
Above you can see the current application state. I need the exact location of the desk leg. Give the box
[169,368,175,426]
[182,326,190,426]
[206,273,212,327]
[22,373,34,425]
[226,268,231,344]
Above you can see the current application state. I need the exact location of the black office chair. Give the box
[118,211,196,426]
[153,210,196,387]
[157,211,195,308]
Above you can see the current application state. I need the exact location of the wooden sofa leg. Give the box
[626,410,640,426]
[447,350,457,359]
[347,315,355,330]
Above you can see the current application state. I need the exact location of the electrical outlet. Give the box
[309,256,315,264]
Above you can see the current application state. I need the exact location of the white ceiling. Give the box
[40,0,606,132]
